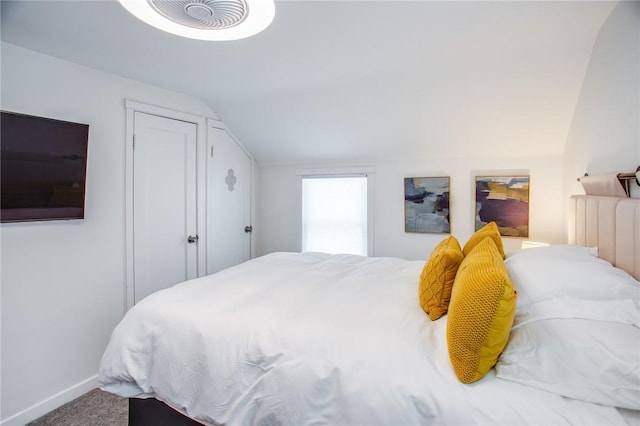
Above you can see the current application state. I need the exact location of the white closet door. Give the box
[207,125,251,274]
[133,112,198,303]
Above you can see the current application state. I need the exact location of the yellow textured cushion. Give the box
[463,222,505,258]
[418,236,465,321]
[447,237,516,383]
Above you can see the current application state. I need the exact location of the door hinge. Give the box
[133,134,136,150]
[210,146,214,157]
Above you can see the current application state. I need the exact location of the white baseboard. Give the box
[1,375,98,426]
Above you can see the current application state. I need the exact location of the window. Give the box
[300,173,371,256]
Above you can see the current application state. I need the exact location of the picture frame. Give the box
[404,176,450,233]
[475,175,529,237]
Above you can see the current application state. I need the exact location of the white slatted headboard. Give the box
[615,199,640,280]
[569,195,640,281]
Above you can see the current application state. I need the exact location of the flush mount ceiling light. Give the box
[117,0,275,41]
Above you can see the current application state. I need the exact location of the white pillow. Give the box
[498,244,640,409]
[496,319,640,410]
[505,245,639,327]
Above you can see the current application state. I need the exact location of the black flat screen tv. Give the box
[1,111,89,223]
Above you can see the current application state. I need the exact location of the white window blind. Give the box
[301,175,368,256]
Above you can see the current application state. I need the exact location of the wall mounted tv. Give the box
[1,111,89,223]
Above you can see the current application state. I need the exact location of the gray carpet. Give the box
[27,389,127,426]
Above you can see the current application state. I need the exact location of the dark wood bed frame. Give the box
[128,397,204,426]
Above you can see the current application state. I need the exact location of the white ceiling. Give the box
[1,1,616,165]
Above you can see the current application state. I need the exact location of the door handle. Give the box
[187,235,199,244]
[244,226,253,233]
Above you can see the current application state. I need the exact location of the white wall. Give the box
[259,1,640,258]
[0,43,217,424]
[258,156,564,260]
[563,1,640,201]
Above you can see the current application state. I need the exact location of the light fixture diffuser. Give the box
[117,0,275,41]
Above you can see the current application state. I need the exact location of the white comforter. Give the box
[99,252,632,425]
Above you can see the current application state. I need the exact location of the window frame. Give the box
[296,167,375,256]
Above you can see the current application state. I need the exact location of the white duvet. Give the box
[99,252,634,425]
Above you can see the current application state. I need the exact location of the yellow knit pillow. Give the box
[447,237,516,383]
[462,222,505,258]
[418,236,465,321]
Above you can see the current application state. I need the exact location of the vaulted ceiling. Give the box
[1,1,616,165]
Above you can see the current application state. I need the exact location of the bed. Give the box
[99,195,640,425]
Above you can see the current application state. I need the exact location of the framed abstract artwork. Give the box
[404,176,450,233]
[475,175,529,237]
